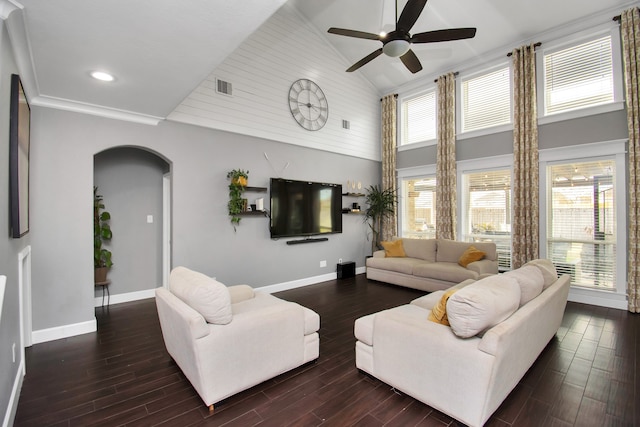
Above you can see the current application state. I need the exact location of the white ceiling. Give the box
[7,0,637,122]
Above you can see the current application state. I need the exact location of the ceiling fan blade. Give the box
[397,0,428,33]
[346,48,383,72]
[328,27,381,41]
[400,49,423,74]
[411,28,477,44]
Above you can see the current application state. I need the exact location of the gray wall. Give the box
[0,19,28,425]
[29,107,378,333]
[94,148,169,297]
[397,110,628,168]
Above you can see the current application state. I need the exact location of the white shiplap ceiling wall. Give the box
[168,3,382,161]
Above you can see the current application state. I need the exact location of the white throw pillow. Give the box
[523,259,558,290]
[169,266,232,325]
[446,275,521,338]
[504,266,544,306]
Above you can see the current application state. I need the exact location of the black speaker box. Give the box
[337,261,356,279]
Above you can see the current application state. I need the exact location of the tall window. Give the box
[547,159,616,290]
[401,90,436,146]
[461,169,512,270]
[400,175,437,239]
[460,66,511,133]
[543,35,614,116]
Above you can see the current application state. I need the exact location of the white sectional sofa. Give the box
[355,259,569,427]
[155,267,320,412]
[366,238,499,292]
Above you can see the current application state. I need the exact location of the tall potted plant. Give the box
[364,185,397,254]
[227,169,249,230]
[94,186,113,283]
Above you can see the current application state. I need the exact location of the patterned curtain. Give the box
[381,94,398,242]
[511,44,539,269]
[436,73,457,240]
[621,8,640,313]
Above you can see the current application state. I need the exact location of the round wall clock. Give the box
[288,79,328,131]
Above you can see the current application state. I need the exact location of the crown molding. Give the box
[31,95,163,125]
[0,0,22,20]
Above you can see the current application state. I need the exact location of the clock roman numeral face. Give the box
[288,79,328,131]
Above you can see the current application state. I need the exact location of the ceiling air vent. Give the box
[216,79,233,96]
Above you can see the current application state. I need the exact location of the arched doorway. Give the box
[93,147,171,307]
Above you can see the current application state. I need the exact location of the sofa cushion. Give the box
[399,238,437,262]
[504,265,544,306]
[437,239,498,263]
[366,256,426,275]
[169,266,232,325]
[523,259,558,290]
[413,262,478,282]
[428,288,459,325]
[381,239,406,257]
[446,275,521,338]
[458,246,486,267]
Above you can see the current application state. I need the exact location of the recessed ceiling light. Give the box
[90,71,115,82]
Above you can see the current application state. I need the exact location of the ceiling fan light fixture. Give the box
[383,39,410,57]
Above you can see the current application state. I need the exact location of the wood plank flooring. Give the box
[14,274,639,426]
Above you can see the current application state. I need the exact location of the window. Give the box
[400,174,437,239]
[460,66,511,133]
[543,35,614,116]
[546,159,617,290]
[461,169,512,270]
[401,90,436,146]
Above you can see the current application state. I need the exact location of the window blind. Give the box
[547,160,616,289]
[462,169,512,269]
[461,67,511,133]
[544,35,614,115]
[401,176,437,239]
[401,91,436,145]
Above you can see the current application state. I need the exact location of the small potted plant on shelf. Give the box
[227,169,249,230]
[94,186,113,283]
[363,185,397,255]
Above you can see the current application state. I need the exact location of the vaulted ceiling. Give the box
[5,0,637,122]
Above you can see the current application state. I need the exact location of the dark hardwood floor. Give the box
[14,274,638,426]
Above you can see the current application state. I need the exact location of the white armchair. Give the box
[155,267,320,412]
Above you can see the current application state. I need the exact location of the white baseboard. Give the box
[568,288,628,310]
[94,288,157,307]
[257,267,366,294]
[3,358,24,427]
[31,318,97,344]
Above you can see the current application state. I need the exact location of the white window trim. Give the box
[457,155,513,254]
[536,22,624,125]
[398,87,438,148]
[539,139,628,310]
[456,62,513,138]
[397,165,437,239]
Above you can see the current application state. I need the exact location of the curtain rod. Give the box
[613,15,621,22]
[433,71,459,83]
[507,42,542,57]
[380,93,398,102]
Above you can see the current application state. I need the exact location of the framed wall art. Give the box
[9,74,31,238]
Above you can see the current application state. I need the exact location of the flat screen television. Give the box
[270,178,342,239]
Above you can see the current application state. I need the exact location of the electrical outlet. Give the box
[339,258,343,264]
[320,260,327,268]
[12,343,16,363]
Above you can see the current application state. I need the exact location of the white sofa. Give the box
[155,267,320,412]
[366,238,499,292]
[355,259,569,427]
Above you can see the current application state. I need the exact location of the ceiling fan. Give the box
[328,0,476,73]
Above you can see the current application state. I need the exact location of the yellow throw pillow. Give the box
[381,239,406,257]
[458,245,486,267]
[428,288,458,326]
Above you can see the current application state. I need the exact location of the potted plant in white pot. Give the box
[94,186,113,283]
